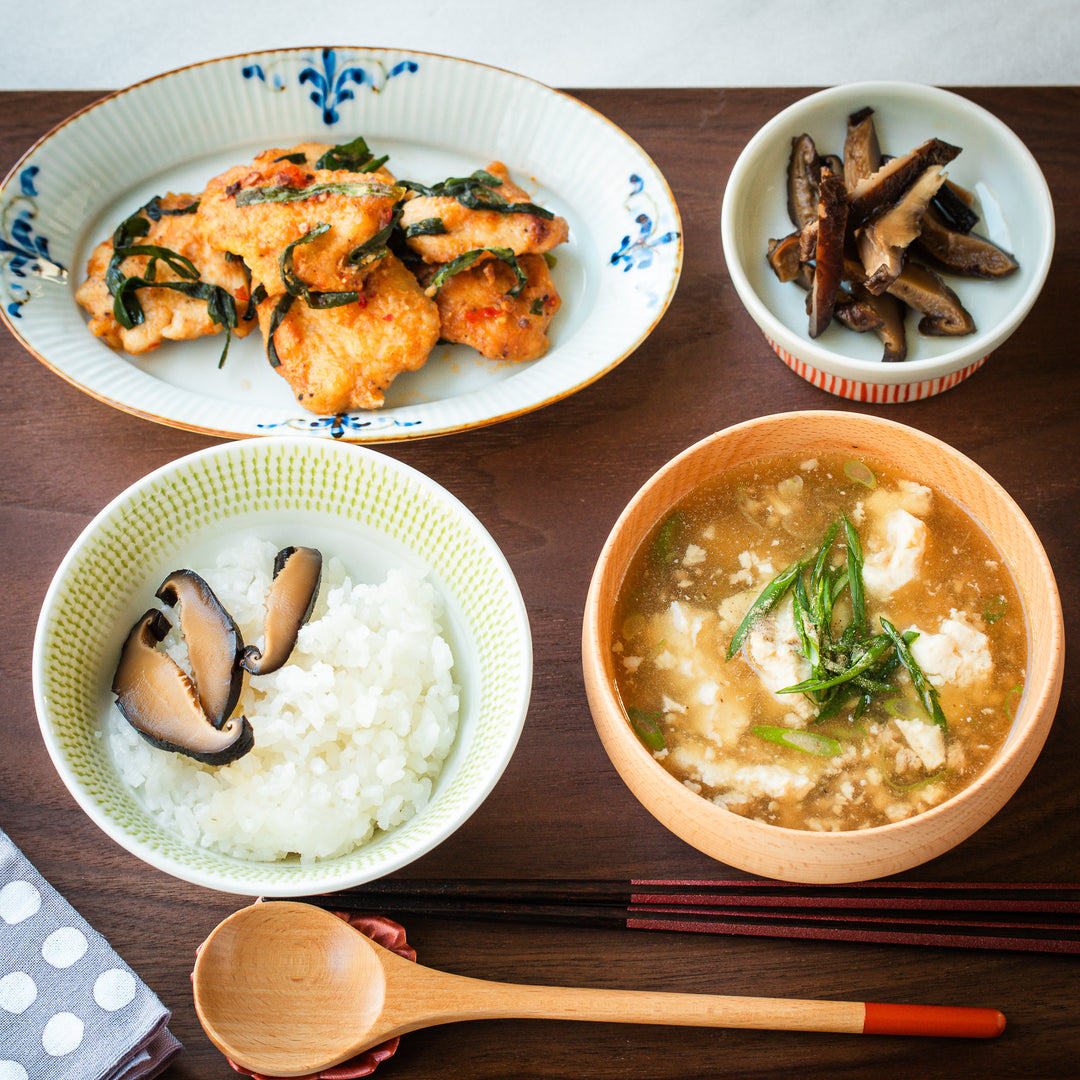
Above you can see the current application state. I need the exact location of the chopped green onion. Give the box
[235,180,404,206]
[843,460,877,488]
[102,199,238,365]
[264,295,295,368]
[651,512,683,566]
[1005,683,1024,720]
[884,767,948,792]
[402,216,448,238]
[627,707,665,750]
[348,206,401,270]
[810,519,841,592]
[883,695,926,721]
[139,195,198,221]
[790,578,820,673]
[842,512,866,636]
[425,247,528,298]
[752,725,840,757]
[279,225,362,309]
[880,618,947,730]
[313,136,388,173]
[779,632,893,694]
[983,594,1008,624]
[727,556,810,660]
[401,169,554,219]
[814,688,860,723]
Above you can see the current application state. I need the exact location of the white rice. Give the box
[106,537,460,863]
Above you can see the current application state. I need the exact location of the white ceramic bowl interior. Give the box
[720,82,1055,401]
[32,438,532,895]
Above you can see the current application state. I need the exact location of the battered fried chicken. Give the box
[75,137,570,413]
[75,193,255,354]
[196,156,404,295]
[401,162,568,263]
[257,253,440,413]
[425,253,561,363]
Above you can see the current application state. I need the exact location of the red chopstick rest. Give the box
[863,1001,1006,1038]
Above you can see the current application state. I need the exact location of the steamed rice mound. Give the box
[106,537,460,863]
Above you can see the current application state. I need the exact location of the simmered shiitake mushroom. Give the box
[766,107,1018,359]
[112,545,323,766]
[155,569,245,728]
[240,546,323,676]
[112,609,254,765]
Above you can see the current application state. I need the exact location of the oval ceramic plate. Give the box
[0,48,681,441]
[32,437,532,894]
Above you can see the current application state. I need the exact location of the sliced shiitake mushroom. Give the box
[767,108,1019,359]
[155,569,244,728]
[240,546,323,676]
[840,254,908,362]
[112,609,254,765]
[787,133,823,229]
[887,263,975,336]
[766,232,804,282]
[861,289,907,362]
[843,107,881,193]
[847,138,961,229]
[857,164,948,294]
[809,168,848,338]
[915,204,1019,278]
[932,180,980,233]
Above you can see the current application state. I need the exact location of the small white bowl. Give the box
[33,438,532,896]
[720,82,1054,402]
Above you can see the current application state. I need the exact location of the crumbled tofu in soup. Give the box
[613,452,1027,831]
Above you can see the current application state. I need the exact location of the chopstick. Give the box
[306,879,1080,955]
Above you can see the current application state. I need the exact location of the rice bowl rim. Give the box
[32,436,532,895]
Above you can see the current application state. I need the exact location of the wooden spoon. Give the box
[193,902,1005,1077]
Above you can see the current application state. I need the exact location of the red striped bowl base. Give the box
[765,336,990,403]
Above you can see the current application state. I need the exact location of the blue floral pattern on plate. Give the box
[0,166,67,319]
[243,48,420,125]
[610,173,680,307]
[258,413,423,439]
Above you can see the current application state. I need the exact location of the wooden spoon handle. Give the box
[398,968,1004,1039]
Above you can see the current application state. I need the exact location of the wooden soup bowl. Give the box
[582,411,1064,883]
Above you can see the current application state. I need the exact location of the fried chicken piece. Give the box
[401,162,568,264]
[425,253,561,363]
[196,156,404,295]
[75,193,255,354]
[257,253,440,413]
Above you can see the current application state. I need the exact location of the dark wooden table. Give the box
[2,87,1077,1079]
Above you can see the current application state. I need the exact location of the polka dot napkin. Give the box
[0,828,181,1080]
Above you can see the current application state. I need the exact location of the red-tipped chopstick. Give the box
[317,878,1080,955]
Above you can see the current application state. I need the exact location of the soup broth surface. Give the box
[612,452,1027,831]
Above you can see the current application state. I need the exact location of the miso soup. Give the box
[612,452,1027,831]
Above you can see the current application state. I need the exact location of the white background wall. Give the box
[3,0,1077,90]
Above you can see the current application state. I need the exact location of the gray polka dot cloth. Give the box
[0,828,181,1079]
